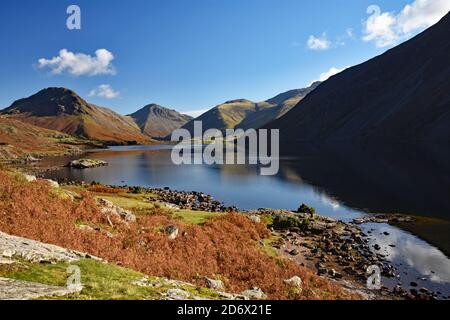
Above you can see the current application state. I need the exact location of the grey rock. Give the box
[248,215,261,223]
[66,159,108,169]
[0,277,79,300]
[0,231,100,263]
[205,278,225,291]
[284,276,303,289]
[241,287,267,300]
[165,288,192,300]
[23,174,37,182]
[165,225,179,240]
[98,198,136,223]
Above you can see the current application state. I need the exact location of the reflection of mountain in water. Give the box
[278,143,450,219]
[276,143,450,256]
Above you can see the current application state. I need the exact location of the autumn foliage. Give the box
[0,170,357,299]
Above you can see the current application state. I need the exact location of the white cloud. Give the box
[317,66,348,82]
[88,84,120,99]
[38,49,116,76]
[184,109,209,118]
[363,1,450,47]
[307,34,330,50]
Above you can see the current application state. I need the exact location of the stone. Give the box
[97,198,136,223]
[166,225,179,240]
[2,249,15,258]
[289,249,299,256]
[248,215,261,223]
[45,179,59,188]
[66,159,108,169]
[0,258,14,265]
[284,276,302,289]
[165,288,191,300]
[23,174,37,182]
[318,268,328,276]
[0,277,78,300]
[0,231,100,263]
[241,287,266,300]
[205,278,225,291]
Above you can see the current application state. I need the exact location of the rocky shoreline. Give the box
[23,167,449,300]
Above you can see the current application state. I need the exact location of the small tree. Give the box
[297,203,315,217]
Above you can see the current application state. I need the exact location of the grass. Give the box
[0,258,220,300]
[174,209,225,225]
[94,193,156,211]
[63,185,223,225]
[260,236,282,259]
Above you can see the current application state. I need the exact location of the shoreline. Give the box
[28,171,448,300]
[7,154,450,300]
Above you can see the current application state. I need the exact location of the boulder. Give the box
[165,288,191,300]
[205,278,225,291]
[241,287,266,300]
[284,276,303,289]
[23,174,36,182]
[66,159,108,169]
[97,198,136,223]
[248,215,261,223]
[165,225,179,240]
[45,179,59,188]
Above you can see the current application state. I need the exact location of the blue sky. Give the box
[0,0,447,116]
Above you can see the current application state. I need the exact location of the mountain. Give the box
[128,104,192,139]
[0,115,88,160]
[180,82,320,136]
[267,13,450,149]
[1,88,153,144]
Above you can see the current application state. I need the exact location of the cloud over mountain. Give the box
[89,84,120,99]
[37,49,116,76]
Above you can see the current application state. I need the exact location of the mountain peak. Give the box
[128,103,192,138]
[3,87,88,117]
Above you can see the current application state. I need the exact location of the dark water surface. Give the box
[40,143,450,298]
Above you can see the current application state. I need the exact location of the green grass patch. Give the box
[95,193,156,211]
[0,259,219,300]
[259,235,281,259]
[174,209,224,225]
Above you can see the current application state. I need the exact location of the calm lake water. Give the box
[41,144,450,299]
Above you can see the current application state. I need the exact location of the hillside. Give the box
[128,104,192,139]
[1,88,153,145]
[179,82,320,136]
[267,13,450,148]
[0,116,90,160]
[0,170,358,300]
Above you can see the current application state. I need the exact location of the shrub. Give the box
[130,186,144,194]
[271,215,311,230]
[0,170,357,300]
[297,203,315,216]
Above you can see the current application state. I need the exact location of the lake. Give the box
[40,143,450,298]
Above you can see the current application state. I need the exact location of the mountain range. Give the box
[0,82,321,144]
[267,12,450,150]
[180,82,321,136]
